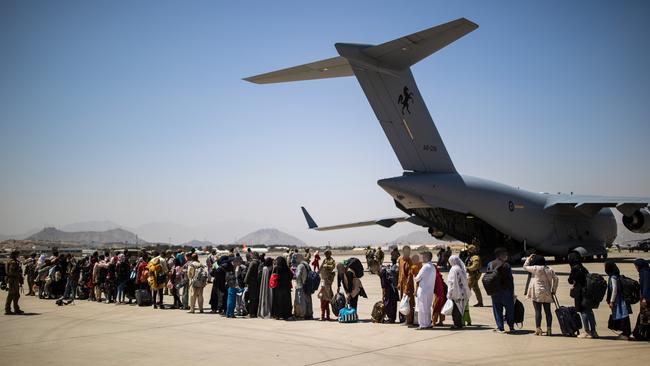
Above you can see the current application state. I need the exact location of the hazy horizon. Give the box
[2,1,649,245]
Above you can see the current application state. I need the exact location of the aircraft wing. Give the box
[301,206,412,231]
[544,195,650,216]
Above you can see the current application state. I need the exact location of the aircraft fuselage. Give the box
[378,173,616,257]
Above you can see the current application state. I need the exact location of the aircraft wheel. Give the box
[554,256,563,263]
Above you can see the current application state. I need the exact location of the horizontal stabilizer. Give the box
[244,18,477,84]
[244,57,352,84]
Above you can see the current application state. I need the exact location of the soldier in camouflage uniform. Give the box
[5,250,24,315]
[465,243,483,307]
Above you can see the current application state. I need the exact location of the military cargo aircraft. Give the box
[245,18,650,260]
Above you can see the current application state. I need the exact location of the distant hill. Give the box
[27,227,145,246]
[182,239,216,248]
[235,228,306,246]
[390,230,446,245]
[61,220,124,232]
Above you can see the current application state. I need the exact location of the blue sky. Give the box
[1,0,649,244]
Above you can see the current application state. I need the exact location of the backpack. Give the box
[346,257,364,279]
[97,266,108,284]
[514,298,525,327]
[302,263,320,295]
[583,273,607,309]
[192,264,208,288]
[619,275,641,305]
[371,301,385,323]
[482,270,499,296]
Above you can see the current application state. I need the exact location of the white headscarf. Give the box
[447,255,471,309]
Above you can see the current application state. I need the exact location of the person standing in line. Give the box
[488,248,515,334]
[257,257,274,319]
[568,253,598,338]
[465,243,484,307]
[379,256,399,323]
[376,247,384,266]
[245,252,261,318]
[187,253,207,314]
[318,250,336,321]
[447,255,471,329]
[397,246,414,325]
[311,251,321,272]
[414,251,437,330]
[271,256,294,320]
[605,261,632,340]
[294,254,314,320]
[24,253,37,296]
[523,254,558,336]
[633,258,650,340]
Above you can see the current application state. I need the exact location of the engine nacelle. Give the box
[428,227,446,240]
[623,208,650,234]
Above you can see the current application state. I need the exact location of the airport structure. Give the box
[246,18,650,260]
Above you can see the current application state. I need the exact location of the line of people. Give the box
[3,245,650,342]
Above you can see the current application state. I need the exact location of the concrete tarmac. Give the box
[2,252,650,365]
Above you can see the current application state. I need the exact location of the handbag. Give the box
[269,273,278,289]
[442,299,454,316]
[398,294,411,316]
[338,305,358,323]
[608,314,622,331]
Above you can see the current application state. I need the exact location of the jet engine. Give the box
[623,208,650,234]
[428,227,446,240]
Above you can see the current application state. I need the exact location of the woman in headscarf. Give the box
[258,257,274,319]
[568,252,597,338]
[446,255,471,329]
[633,258,650,340]
[523,254,559,336]
[605,260,632,340]
[271,256,293,320]
[341,260,367,310]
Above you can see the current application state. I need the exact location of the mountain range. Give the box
[26,227,144,246]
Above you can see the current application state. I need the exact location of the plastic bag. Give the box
[442,299,454,316]
[399,294,410,316]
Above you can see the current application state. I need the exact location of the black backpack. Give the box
[482,270,499,296]
[97,266,108,284]
[620,275,641,305]
[583,273,607,309]
[514,298,525,326]
[302,263,320,295]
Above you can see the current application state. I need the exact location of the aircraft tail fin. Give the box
[244,18,478,173]
[301,206,319,229]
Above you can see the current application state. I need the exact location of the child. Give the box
[312,251,321,272]
[317,283,333,321]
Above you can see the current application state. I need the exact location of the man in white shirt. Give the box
[414,251,437,330]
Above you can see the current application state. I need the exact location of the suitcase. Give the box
[331,292,346,317]
[553,295,581,337]
[135,289,152,307]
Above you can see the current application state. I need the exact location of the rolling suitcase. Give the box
[136,289,152,307]
[553,295,581,337]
